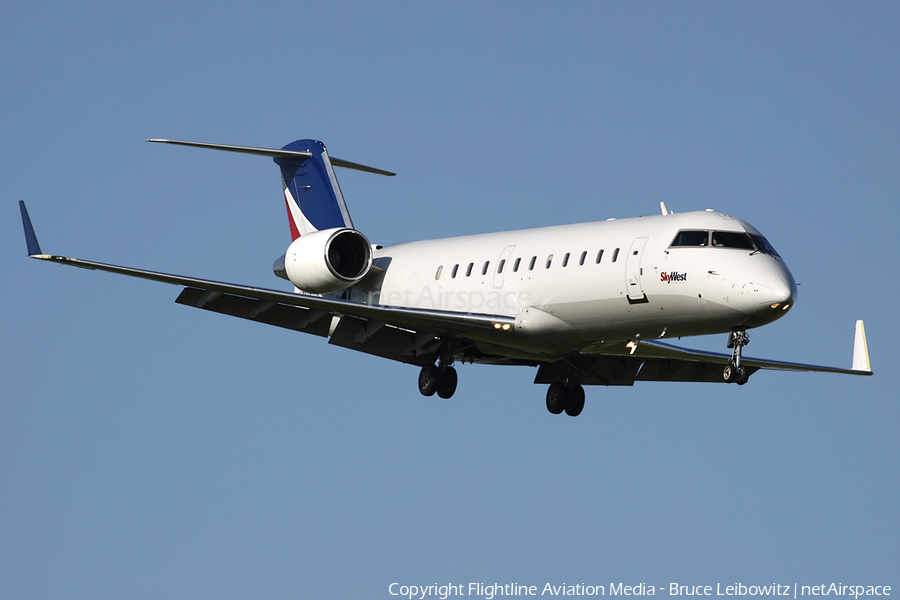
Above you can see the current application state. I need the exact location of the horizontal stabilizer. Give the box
[146,139,395,176]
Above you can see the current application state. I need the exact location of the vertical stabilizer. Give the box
[275,140,353,239]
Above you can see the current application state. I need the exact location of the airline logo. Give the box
[661,271,688,283]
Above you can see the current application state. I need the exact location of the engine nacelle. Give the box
[273,228,372,294]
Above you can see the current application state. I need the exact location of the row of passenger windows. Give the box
[434,247,622,280]
[670,230,780,256]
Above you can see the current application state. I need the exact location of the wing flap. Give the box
[176,287,441,365]
[175,287,332,337]
[327,316,440,366]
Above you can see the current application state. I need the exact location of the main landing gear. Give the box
[418,362,458,399]
[546,382,585,417]
[723,329,750,385]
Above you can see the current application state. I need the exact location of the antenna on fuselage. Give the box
[660,202,671,216]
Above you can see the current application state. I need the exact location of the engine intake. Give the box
[273,228,372,294]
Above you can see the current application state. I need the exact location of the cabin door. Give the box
[494,245,516,289]
[625,236,649,303]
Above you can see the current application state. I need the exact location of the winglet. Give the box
[852,320,871,372]
[18,201,44,257]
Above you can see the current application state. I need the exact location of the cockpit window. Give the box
[750,234,780,257]
[711,231,755,250]
[670,229,780,255]
[670,230,709,247]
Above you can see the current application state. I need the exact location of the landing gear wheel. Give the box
[436,366,458,399]
[546,382,567,415]
[418,364,440,396]
[724,361,750,385]
[723,362,737,384]
[565,384,585,417]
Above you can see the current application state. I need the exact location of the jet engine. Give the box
[273,228,372,294]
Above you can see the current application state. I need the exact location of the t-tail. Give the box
[145,138,394,239]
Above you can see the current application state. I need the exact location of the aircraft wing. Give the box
[19,202,514,367]
[571,330,872,385]
[634,336,872,376]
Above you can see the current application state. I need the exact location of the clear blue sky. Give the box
[2,2,897,598]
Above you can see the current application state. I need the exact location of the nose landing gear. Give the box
[724,329,750,385]
[546,381,585,416]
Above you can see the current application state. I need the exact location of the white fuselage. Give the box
[364,210,796,358]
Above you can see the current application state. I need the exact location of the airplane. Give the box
[18,138,873,417]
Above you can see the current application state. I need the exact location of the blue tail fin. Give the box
[276,140,354,239]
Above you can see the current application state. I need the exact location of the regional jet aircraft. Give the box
[19,139,873,416]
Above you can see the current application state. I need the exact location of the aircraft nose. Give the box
[755,263,796,315]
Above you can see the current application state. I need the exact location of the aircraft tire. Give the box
[437,366,458,399]
[565,384,585,417]
[546,382,567,415]
[723,362,737,384]
[418,364,440,396]
[735,366,749,386]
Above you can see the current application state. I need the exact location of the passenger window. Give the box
[451,264,459,278]
[711,231,755,249]
[612,248,619,262]
[435,265,443,280]
[579,251,587,265]
[482,261,490,275]
[546,254,553,269]
[513,257,521,272]
[596,249,604,263]
[563,253,570,267]
[498,259,505,274]
[671,230,709,247]
[529,256,537,270]
[466,263,473,277]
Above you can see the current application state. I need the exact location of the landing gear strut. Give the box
[724,329,750,385]
[546,382,585,417]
